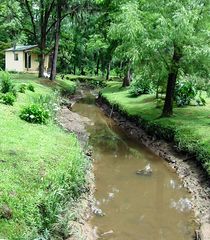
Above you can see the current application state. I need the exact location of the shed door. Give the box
[25,53,31,69]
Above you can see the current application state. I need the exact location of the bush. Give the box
[20,104,50,124]
[129,76,152,97]
[28,84,35,92]
[174,80,197,107]
[31,92,60,117]
[0,71,16,95]
[0,92,16,106]
[19,84,27,93]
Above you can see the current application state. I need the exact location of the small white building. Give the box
[5,45,50,73]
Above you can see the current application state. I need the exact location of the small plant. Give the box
[0,71,16,95]
[28,84,35,92]
[20,104,50,124]
[1,92,16,106]
[19,84,27,93]
[31,92,61,117]
[129,76,152,97]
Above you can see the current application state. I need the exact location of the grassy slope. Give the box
[101,82,210,173]
[57,74,106,87]
[0,74,87,239]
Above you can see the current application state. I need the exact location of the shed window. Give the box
[14,53,19,61]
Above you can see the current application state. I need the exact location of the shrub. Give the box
[174,80,197,107]
[20,104,50,124]
[129,76,152,97]
[28,84,35,92]
[1,92,16,106]
[19,84,27,93]
[0,71,16,95]
[31,92,60,117]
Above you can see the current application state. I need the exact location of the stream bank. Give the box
[57,100,96,240]
[97,96,210,239]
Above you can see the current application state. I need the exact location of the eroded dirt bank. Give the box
[97,97,210,239]
[57,104,97,240]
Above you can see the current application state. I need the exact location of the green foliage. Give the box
[27,83,35,92]
[19,83,27,93]
[0,71,16,95]
[175,80,197,107]
[31,92,60,118]
[129,76,152,97]
[0,73,89,239]
[1,92,16,106]
[207,84,210,98]
[20,104,50,124]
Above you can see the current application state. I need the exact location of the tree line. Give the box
[0,0,209,116]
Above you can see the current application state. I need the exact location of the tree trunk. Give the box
[95,58,100,75]
[122,66,131,87]
[38,23,46,77]
[73,65,76,75]
[162,44,182,117]
[50,3,62,81]
[38,52,45,77]
[106,61,111,80]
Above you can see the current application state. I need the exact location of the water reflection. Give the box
[73,94,196,240]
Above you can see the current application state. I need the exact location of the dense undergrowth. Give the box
[0,73,89,239]
[100,82,210,174]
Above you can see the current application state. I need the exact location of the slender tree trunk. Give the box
[156,78,160,99]
[95,58,100,75]
[122,66,131,87]
[106,61,111,80]
[50,3,62,81]
[38,7,46,78]
[162,44,182,117]
[73,65,76,75]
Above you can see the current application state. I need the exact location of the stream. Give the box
[72,92,196,240]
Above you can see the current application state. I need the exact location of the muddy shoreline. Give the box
[97,96,210,238]
[57,104,97,240]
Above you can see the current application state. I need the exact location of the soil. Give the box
[97,97,210,238]
[58,106,91,144]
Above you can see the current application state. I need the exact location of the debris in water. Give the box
[136,164,152,176]
[91,206,105,217]
[101,230,114,237]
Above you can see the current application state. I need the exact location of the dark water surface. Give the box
[72,93,195,240]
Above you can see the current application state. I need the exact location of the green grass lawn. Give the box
[57,74,106,88]
[0,73,88,239]
[101,82,210,173]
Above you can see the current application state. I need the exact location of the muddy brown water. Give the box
[72,93,196,240]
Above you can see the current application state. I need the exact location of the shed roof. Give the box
[5,45,38,52]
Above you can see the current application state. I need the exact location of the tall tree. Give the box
[108,1,143,86]
[138,0,210,116]
[10,0,56,77]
